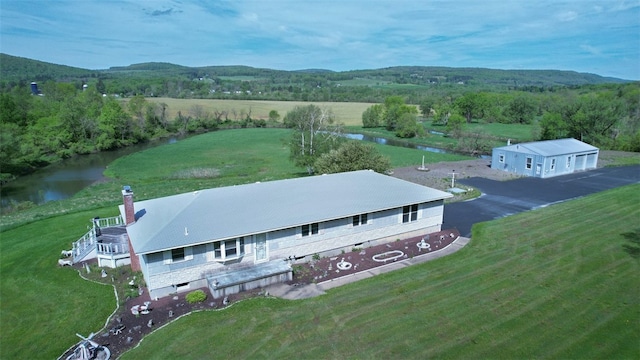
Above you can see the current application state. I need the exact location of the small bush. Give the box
[186,289,207,304]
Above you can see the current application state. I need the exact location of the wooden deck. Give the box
[96,226,129,254]
[71,215,129,266]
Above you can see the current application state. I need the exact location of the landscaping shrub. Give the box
[186,289,207,304]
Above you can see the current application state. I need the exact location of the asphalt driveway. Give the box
[442,165,640,237]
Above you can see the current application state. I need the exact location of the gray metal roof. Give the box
[121,170,453,254]
[493,138,598,157]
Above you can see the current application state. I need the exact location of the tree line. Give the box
[0,83,277,182]
[3,54,632,105]
[361,84,640,154]
[2,80,638,183]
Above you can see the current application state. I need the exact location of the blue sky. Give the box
[1,0,639,80]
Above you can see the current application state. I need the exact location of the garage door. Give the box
[575,154,587,170]
[586,153,597,168]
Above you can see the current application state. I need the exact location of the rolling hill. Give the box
[1,53,631,89]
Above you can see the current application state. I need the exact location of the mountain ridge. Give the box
[1,53,633,88]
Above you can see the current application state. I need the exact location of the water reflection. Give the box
[343,133,450,154]
[1,131,470,208]
[1,137,179,207]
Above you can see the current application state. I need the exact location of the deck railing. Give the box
[97,242,129,255]
[72,215,125,263]
[72,228,97,263]
[94,215,124,229]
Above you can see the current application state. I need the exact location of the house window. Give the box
[499,153,505,163]
[566,156,571,168]
[302,223,319,237]
[213,238,245,261]
[550,159,556,170]
[352,213,368,226]
[164,247,193,264]
[525,157,533,170]
[402,204,418,223]
[171,248,185,262]
[175,282,190,292]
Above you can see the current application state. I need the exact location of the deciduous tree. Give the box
[395,112,422,138]
[285,104,343,174]
[268,110,281,122]
[98,98,132,149]
[418,98,435,118]
[539,112,567,140]
[362,104,384,128]
[383,96,418,130]
[504,94,537,124]
[446,113,466,138]
[455,92,489,123]
[314,141,390,174]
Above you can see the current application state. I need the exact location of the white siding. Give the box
[142,200,445,298]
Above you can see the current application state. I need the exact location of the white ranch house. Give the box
[491,138,599,178]
[72,170,452,299]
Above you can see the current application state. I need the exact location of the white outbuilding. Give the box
[491,138,599,178]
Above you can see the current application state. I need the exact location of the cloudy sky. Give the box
[1,0,639,79]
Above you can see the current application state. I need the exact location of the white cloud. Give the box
[556,10,578,22]
[580,44,602,56]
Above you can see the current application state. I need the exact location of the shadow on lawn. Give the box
[621,228,640,259]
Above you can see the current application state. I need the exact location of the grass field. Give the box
[147,98,373,126]
[466,122,537,142]
[0,129,468,231]
[146,98,539,150]
[337,78,391,86]
[117,184,639,359]
[1,127,637,359]
[0,209,118,359]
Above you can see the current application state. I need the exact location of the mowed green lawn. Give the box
[121,184,640,359]
[1,127,636,359]
[0,209,118,359]
[103,128,468,200]
[466,122,537,142]
[148,98,373,126]
[0,128,468,231]
[0,128,468,358]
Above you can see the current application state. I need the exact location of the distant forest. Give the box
[1,53,638,183]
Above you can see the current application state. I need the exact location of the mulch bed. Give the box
[61,228,459,359]
[287,228,460,285]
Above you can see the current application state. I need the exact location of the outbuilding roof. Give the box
[493,138,598,157]
[121,170,453,254]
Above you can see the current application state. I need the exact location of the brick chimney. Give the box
[122,186,135,225]
[122,186,141,272]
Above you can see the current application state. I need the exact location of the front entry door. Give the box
[536,163,542,176]
[254,233,267,262]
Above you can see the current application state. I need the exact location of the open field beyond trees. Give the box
[147,98,375,126]
[1,128,638,359]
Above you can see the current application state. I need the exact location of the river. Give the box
[0,138,178,208]
[343,133,450,154]
[1,132,455,208]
